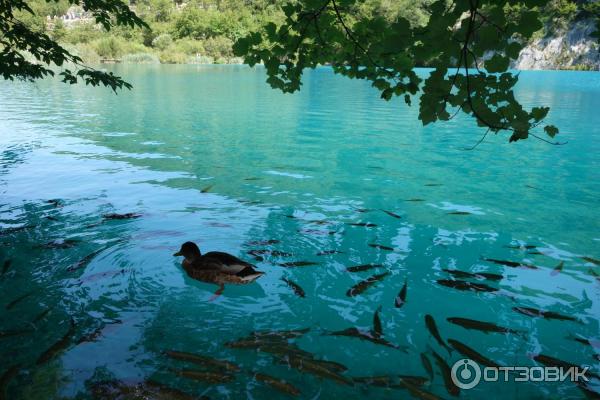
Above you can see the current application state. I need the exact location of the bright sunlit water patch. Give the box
[0,65,599,399]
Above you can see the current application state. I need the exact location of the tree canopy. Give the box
[233,0,576,142]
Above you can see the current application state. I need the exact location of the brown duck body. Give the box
[182,251,264,285]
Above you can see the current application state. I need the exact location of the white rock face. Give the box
[515,19,599,70]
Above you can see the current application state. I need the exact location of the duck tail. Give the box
[238,266,264,282]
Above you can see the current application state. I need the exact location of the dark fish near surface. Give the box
[447,211,471,215]
[372,306,383,339]
[425,315,452,355]
[298,229,337,236]
[282,278,306,298]
[250,328,310,340]
[346,272,390,297]
[568,334,600,349]
[581,256,600,266]
[425,183,442,187]
[348,222,378,227]
[243,177,261,181]
[368,243,394,251]
[550,261,565,276]
[37,318,75,365]
[144,379,199,400]
[102,213,141,220]
[447,339,502,368]
[533,354,600,380]
[483,258,538,269]
[254,372,300,397]
[447,317,524,336]
[248,249,292,257]
[1,260,10,276]
[513,306,580,323]
[346,264,381,273]
[431,350,460,397]
[401,379,443,400]
[174,369,234,383]
[405,198,425,202]
[353,375,397,387]
[420,353,434,381]
[0,364,20,400]
[278,261,319,267]
[33,308,52,323]
[327,328,406,352]
[442,269,503,282]
[355,208,371,213]
[382,210,401,219]
[395,279,407,308]
[5,291,34,310]
[437,279,498,293]
[67,248,104,272]
[246,239,280,246]
[164,350,240,372]
[284,356,353,386]
[200,184,214,193]
[316,250,344,256]
[504,244,537,250]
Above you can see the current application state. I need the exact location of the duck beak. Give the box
[173,251,182,256]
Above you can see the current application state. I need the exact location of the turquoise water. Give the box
[0,65,599,399]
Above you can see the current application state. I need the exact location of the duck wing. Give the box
[202,252,257,275]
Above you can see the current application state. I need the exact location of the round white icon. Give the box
[451,358,482,390]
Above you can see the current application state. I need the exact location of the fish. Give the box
[307,359,348,373]
[298,229,338,235]
[246,240,280,246]
[278,261,319,267]
[405,198,425,202]
[447,317,525,336]
[368,243,394,251]
[346,272,390,297]
[395,279,408,308]
[401,378,443,400]
[533,354,599,380]
[425,315,452,355]
[420,353,434,381]
[326,328,406,351]
[424,183,442,187]
[0,329,33,340]
[346,264,381,273]
[577,383,600,400]
[5,291,34,310]
[200,184,214,193]
[76,320,122,344]
[482,258,538,269]
[398,375,430,386]
[243,177,261,181]
[442,269,503,281]
[348,222,378,227]
[382,210,401,219]
[67,248,104,272]
[283,355,353,386]
[144,380,199,400]
[282,278,306,298]
[447,211,471,215]
[447,339,502,368]
[0,364,20,400]
[372,306,383,339]
[36,318,75,365]
[513,306,581,323]
[308,219,330,225]
[436,279,498,293]
[33,308,52,323]
[316,250,344,256]
[1,260,11,275]
[38,239,79,249]
[46,199,62,207]
[250,328,310,340]
[504,244,537,250]
[102,213,141,220]
[260,344,315,359]
[355,208,371,213]
[581,256,600,266]
[550,261,565,276]
[248,249,292,257]
[567,334,600,349]
[431,350,460,397]
[164,350,240,372]
[353,375,397,387]
[173,369,234,383]
[44,216,59,221]
[254,372,300,396]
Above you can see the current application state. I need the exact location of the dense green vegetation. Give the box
[18,0,598,65]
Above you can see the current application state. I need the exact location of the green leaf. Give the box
[485,54,510,73]
[544,125,559,138]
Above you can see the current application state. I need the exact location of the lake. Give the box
[0,65,599,399]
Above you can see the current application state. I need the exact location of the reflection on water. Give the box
[0,66,599,399]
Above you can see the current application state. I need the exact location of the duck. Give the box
[173,242,264,292]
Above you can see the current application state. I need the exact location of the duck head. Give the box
[173,241,202,262]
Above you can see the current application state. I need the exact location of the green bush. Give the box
[152,33,173,50]
[122,53,160,63]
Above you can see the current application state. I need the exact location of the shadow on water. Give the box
[0,66,599,399]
